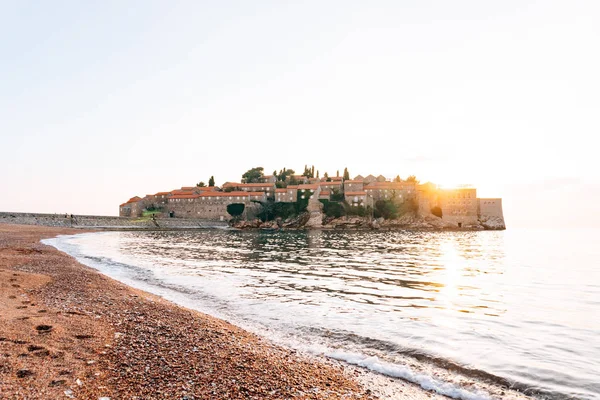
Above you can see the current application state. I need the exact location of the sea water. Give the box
[43,228,600,399]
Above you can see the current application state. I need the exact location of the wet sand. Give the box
[0,224,447,399]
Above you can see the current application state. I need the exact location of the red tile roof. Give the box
[170,191,195,197]
[298,184,318,190]
[286,185,299,189]
[155,191,171,196]
[198,191,266,198]
[123,196,142,204]
[275,189,288,193]
[345,191,367,196]
[319,191,331,196]
[344,180,364,183]
[319,181,341,186]
[170,194,200,199]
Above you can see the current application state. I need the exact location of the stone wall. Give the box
[0,212,228,229]
[478,198,504,219]
[439,188,479,227]
[167,195,264,221]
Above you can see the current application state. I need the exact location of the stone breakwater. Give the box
[0,212,228,230]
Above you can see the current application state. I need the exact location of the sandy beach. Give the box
[0,224,457,399]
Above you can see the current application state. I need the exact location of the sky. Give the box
[1,1,599,228]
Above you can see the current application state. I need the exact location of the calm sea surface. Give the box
[45,228,600,400]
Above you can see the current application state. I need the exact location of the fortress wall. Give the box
[167,197,263,221]
[478,198,504,219]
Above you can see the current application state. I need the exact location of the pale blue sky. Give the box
[1,1,599,227]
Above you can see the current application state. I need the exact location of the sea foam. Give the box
[325,350,492,400]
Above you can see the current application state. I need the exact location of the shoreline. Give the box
[0,211,506,232]
[0,224,447,399]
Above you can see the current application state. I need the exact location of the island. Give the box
[119,166,506,231]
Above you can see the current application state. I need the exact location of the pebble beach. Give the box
[0,224,381,399]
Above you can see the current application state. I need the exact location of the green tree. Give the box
[311,165,315,178]
[406,175,419,183]
[323,172,330,182]
[296,189,313,213]
[336,170,340,177]
[242,167,264,183]
[394,175,401,183]
[256,199,275,222]
[302,165,311,178]
[278,168,295,182]
[197,181,206,187]
[275,181,288,188]
[227,203,245,218]
[208,176,215,187]
[375,199,399,219]
[343,167,350,180]
[316,170,320,179]
[274,202,296,219]
[331,188,344,202]
[321,200,345,218]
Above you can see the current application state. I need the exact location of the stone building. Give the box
[275,187,298,203]
[319,181,342,191]
[261,175,277,183]
[479,198,504,219]
[224,183,275,196]
[319,190,331,201]
[363,174,377,184]
[286,175,308,184]
[416,183,439,216]
[343,180,364,193]
[438,188,479,227]
[154,191,172,206]
[364,181,416,203]
[344,191,367,206]
[119,196,144,217]
[167,191,266,220]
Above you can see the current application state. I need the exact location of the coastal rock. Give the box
[281,213,310,228]
[231,219,262,229]
[259,220,280,230]
[479,215,506,230]
[304,211,324,228]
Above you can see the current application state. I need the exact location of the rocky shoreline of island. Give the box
[231,212,507,231]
